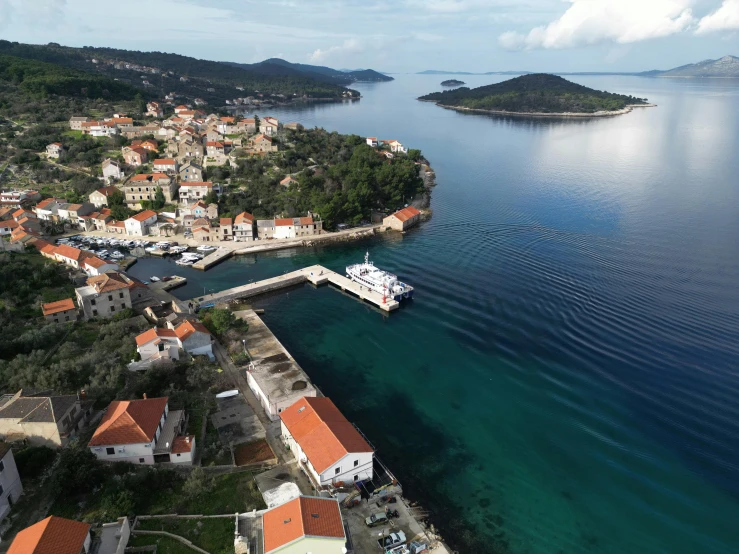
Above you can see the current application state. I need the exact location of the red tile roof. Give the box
[89,397,168,446]
[391,206,421,223]
[220,218,233,226]
[95,186,119,197]
[275,218,293,227]
[298,217,313,225]
[8,516,90,554]
[263,496,345,554]
[54,244,85,261]
[83,256,112,269]
[280,397,373,474]
[174,320,210,342]
[87,272,129,293]
[171,435,195,454]
[35,198,58,210]
[130,210,158,222]
[206,141,224,147]
[136,327,178,346]
[280,176,297,185]
[42,298,76,316]
[154,159,176,165]
[234,212,254,224]
[129,173,169,181]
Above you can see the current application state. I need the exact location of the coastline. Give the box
[419,99,657,118]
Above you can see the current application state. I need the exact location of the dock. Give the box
[192,248,232,270]
[194,265,399,312]
[148,275,187,292]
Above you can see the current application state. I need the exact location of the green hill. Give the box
[419,74,648,114]
[0,54,138,100]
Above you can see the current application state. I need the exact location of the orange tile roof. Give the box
[263,496,345,553]
[171,435,195,454]
[174,320,210,342]
[108,221,125,228]
[54,244,85,261]
[8,516,91,554]
[40,243,56,255]
[35,198,57,210]
[83,256,111,269]
[391,206,421,223]
[130,210,158,222]
[220,218,233,226]
[95,186,119,197]
[154,159,176,165]
[42,298,76,316]
[129,173,169,181]
[1,219,19,230]
[234,212,254,224]
[136,327,178,346]
[206,141,224,147]
[275,218,293,227]
[280,176,297,185]
[87,272,129,293]
[254,134,272,142]
[89,397,168,446]
[220,116,235,123]
[280,397,373,474]
[298,217,313,225]
[193,226,209,233]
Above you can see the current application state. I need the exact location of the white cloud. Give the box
[696,0,739,33]
[308,39,362,62]
[499,0,696,50]
[0,0,67,30]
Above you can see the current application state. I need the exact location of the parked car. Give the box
[379,531,407,550]
[365,512,389,528]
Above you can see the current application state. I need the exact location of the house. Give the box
[134,327,180,365]
[206,141,225,157]
[169,320,213,358]
[1,190,40,208]
[279,175,298,187]
[0,443,23,526]
[34,197,61,221]
[75,271,133,320]
[251,134,277,153]
[217,218,233,241]
[179,161,204,182]
[262,496,346,554]
[274,218,295,240]
[119,125,160,139]
[101,159,124,183]
[125,210,158,236]
[192,222,211,242]
[233,212,255,242]
[82,256,119,276]
[178,181,212,204]
[178,141,204,162]
[88,396,195,465]
[132,139,159,152]
[89,185,120,208]
[259,117,279,136]
[109,117,133,128]
[153,158,178,174]
[0,220,18,236]
[46,142,63,159]
[280,397,374,487]
[98,517,131,554]
[186,201,210,220]
[239,118,257,133]
[383,206,421,231]
[385,139,408,153]
[123,146,147,166]
[106,220,126,235]
[0,207,13,220]
[0,392,92,447]
[256,219,276,239]
[174,104,189,114]
[89,209,113,231]
[273,216,322,239]
[146,101,163,117]
[7,516,91,554]
[56,203,95,229]
[12,208,35,222]
[42,298,77,323]
[123,174,175,207]
[69,116,90,130]
[366,137,378,147]
[81,120,118,137]
[53,244,89,269]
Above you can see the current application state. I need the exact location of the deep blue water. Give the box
[128,75,739,553]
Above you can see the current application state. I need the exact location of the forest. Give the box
[420,73,649,113]
[216,128,425,228]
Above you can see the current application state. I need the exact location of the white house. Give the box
[169,320,213,359]
[125,210,158,236]
[133,320,212,366]
[89,185,121,208]
[82,256,120,276]
[0,443,23,526]
[178,181,213,204]
[366,137,378,147]
[153,159,178,174]
[8,516,91,554]
[261,496,346,554]
[33,197,61,221]
[101,159,124,184]
[385,140,408,153]
[280,397,374,488]
[46,142,63,159]
[88,396,194,465]
[259,116,279,136]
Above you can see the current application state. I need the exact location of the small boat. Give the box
[145,246,157,253]
[346,252,415,301]
[175,259,194,266]
[150,276,161,282]
[197,245,216,253]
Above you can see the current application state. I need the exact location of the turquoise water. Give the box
[128,75,739,553]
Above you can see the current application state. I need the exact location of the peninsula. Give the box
[441,79,466,86]
[419,74,651,117]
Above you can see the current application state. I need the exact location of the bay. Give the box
[127,74,739,553]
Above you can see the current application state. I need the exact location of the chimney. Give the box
[143,393,147,399]
[186,436,190,443]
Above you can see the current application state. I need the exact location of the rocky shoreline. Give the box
[420,98,657,118]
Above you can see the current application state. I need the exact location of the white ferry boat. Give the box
[346,252,414,301]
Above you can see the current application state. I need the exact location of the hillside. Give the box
[0,55,138,100]
[419,74,648,114]
[650,55,739,78]
[226,58,393,84]
[0,41,357,104]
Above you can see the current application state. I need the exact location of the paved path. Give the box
[211,340,292,466]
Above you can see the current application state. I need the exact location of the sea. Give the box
[126,74,739,553]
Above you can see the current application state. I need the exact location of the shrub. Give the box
[14,445,56,479]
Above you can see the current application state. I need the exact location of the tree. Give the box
[15,445,56,479]
[203,190,218,205]
[153,186,165,210]
[182,466,213,498]
[51,447,106,496]
[103,489,135,517]
[208,309,236,335]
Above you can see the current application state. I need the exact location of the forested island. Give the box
[441,79,465,86]
[420,74,650,116]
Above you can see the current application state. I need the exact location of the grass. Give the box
[62,130,84,139]
[128,535,196,554]
[137,517,234,554]
[201,418,232,467]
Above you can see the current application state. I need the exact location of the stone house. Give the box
[101,159,124,183]
[46,142,63,159]
[383,206,421,231]
[89,185,120,208]
[179,161,204,182]
[250,134,277,153]
[256,219,276,239]
[178,181,213,204]
[68,116,90,130]
[123,147,148,166]
[41,298,77,323]
[123,174,175,208]
[0,443,23,526]
[75,271,133,320]
[233,212,255,241]
[217,217,233,241]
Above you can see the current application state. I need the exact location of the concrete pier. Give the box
[192,248,232,270]
[148,275,187,292]
[194,265,400,312]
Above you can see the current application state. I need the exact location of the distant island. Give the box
[418,74,651,117]
[645,55,739,78]
[441,79,466,86]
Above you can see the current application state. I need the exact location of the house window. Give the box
[108,295,113,301]
[335,467,340,475]
[176,453,181,457]
[119,293,124,299]
[354,459,359,467]
[0,484,3,496]
[110,306,115,312]
[158,343,165,352]
[92,309,98,316]
[0,460,4,472]
[91,299,96,306]
[65,316,69,321]
[54,318,59,323]
[354,474,359,481]
[140,458,145,463]
[106,447,115,455]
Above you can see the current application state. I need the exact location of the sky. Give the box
[0,0,737,72]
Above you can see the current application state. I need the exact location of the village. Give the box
[0,100,441,554]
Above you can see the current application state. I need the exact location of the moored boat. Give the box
[346,252,414,302]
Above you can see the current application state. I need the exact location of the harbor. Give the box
[194,264,400,312]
